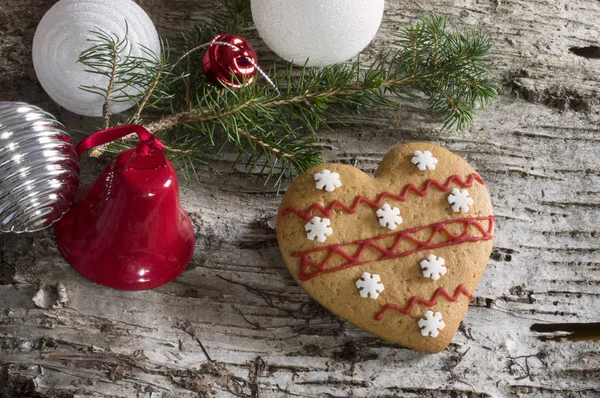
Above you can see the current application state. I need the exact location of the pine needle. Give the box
[77,1,499,186]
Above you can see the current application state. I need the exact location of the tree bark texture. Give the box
[1,0,600,397]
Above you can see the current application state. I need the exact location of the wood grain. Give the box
[1,0,600,397]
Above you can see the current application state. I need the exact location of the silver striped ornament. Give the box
[0,102,79,232]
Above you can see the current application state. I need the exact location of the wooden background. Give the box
[1,0,600,397]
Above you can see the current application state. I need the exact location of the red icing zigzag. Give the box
[374,285,474,321]
[293,216,495,281]
[281,173,485,221]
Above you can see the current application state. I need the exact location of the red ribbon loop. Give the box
[76,124,164,159]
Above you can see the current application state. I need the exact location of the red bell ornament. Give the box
[202,34,258,87]
[55,125,195,290]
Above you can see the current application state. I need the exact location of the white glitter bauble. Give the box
[251,0,384,67]
[32,0,161,117]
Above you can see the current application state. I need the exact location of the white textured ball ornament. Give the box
[32,0,161,117]
[251,0,384,67]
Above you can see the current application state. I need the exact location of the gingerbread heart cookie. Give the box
[277,143,495,353]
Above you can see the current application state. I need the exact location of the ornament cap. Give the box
[202,34,258,87]
[55,125,195,290]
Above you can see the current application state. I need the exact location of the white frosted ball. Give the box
[32,0,161,117]
[251,0,384,67]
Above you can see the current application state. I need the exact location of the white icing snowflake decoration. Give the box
[420,254,447,281]
[418,310,446,338]
[305,216,333,242]
[411,150,438,171]
[314,169,342,192]
[448,188,474,213]
[376,204,403,230]
[355,272,385,299]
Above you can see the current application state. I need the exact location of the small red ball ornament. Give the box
[202,34,258,87]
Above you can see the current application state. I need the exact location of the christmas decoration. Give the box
[55,125,195,290]
[411,150,438,171]
[304,216,333,242]
[314,169,341,192]
[32,0,161,117]
[74,0,497,186]
[419,254,447,281]
[376,204,403,230]
[448,188,474,213]
[355,272,385,299]
[202,34,258,87]
[0,102,79,233]
[251,0,385,66]
[418,310,446,338]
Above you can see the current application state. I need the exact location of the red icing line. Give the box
[281,173,485,221]
[293,216,495,281]
[374,285,474,321]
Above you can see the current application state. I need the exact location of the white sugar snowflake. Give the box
[448,188,474,213]
[376,204,403,230]
[314,169,342,192]
[420,254,447,281]
[355,272,385,299]
[411,150,438,171]
[305,216,333,242]
[418,310,446,338]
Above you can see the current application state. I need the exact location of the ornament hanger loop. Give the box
[76,124,163,159]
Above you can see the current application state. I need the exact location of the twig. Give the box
[185,59,192,109]
[433,86,464,121]
[144,98,255,133]
[175,320,213,362]
[413,0,426,10]
[163,145,200,155]
[88,37,120,158]
[75,14,497,179]
[237,128,296,159]
[144,76,419,134]
[102,39,119,129]
[236,308,263,330]
[135,63,164,119]
[91,59,164,158]
[249,357,265,398]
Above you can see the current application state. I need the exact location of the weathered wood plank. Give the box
[1,0,600,397]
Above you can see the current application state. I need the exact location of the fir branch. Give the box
[77,7,498,185]
[77,27,129,155]
[78,27,180,116]
[78,25,138,109]
[155,14,497,180]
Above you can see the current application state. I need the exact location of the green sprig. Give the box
[77,0,498,185]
